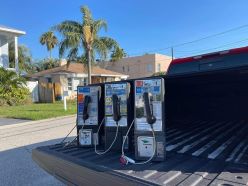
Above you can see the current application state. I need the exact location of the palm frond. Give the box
[99,37,119,50]
[93,39,108,60]
[80,6,93,25]
[58,32,81,57]
[54,21,82,35]
[93,19,107,34]
[67,47,79,61]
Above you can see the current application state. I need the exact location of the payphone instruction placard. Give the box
[135,79,163,131]
[77,86,99,126]
[105,83,129,127]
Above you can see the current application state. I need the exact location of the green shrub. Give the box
[0,68,31,106]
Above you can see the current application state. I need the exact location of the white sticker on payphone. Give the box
[137,136,155,157]
[79,129,92,145]
[135,79,163,131]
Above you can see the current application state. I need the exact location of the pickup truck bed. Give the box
[32,120,248,186]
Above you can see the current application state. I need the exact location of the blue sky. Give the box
[1,0,248,60]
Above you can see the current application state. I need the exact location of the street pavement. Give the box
[0,118,30,126]
[0,115,77,186]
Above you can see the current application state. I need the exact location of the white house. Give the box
[0,25,26,72]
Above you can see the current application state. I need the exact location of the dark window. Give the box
[68,78,72,90]
[47,78,52,83]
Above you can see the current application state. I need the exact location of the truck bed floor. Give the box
[33,120,248,186]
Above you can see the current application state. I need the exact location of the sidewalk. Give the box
[0,118,30,126]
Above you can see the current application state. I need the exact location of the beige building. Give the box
[99,54,172,79]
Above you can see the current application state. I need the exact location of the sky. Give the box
[1,0,248,61]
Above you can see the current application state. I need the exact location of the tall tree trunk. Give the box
[49,49,52,60]
[86,48,92,84]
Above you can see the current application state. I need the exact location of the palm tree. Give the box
[54,6,120,84]
[40,31,58,59]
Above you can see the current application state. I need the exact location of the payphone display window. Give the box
[105,83,129,127]
[77,86,99,126]
[135,79,163,131]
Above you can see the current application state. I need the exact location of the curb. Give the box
[0,114,76,130]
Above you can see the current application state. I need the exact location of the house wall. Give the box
[99,54,172,79]
[0,35,9,68]
[36,74,125,102]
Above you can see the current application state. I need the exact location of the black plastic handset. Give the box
[143,92,156,125]
[83,95,91,122]
[112,94,121,122]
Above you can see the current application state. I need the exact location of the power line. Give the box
[129,23,248,56]
[176,38,248,58]
[134,39,248,66]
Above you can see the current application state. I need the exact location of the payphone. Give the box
[102,82,133,153]
[77,85,104,147]
[133,77,166,161]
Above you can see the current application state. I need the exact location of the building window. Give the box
[47,77,52,83]
[68,78,72,90]
[157,63,161,72]
[122,66,125,72]
[146,64,152,72]
[83,78,87,85]
[127,66,130,72]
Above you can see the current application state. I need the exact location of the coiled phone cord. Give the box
[61,120,86,148]
[60,123,77,144]
[95,118,120,155]
[121,121,156,165]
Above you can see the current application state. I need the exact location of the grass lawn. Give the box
[0,101,77,120]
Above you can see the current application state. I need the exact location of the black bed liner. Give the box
[32,120,248,186]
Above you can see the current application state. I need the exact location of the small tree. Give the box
[33,58,60,72]
[9,44,34,74]
[110,47,126,62]
[0,67,30,105]
[40,31,58,59]
[152,71,167,76]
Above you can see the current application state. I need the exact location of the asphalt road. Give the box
[0,115,77,186]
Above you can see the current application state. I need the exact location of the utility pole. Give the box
[171,47,174,60]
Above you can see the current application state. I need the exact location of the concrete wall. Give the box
[0,35,9,68]
[99,54,172,79]
[155,54,172,73]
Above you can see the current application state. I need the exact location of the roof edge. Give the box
[0,26,26,35]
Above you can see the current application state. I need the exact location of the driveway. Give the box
[0,115,77,186]
[0,118,30,126]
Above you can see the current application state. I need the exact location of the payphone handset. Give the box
[112,94,121,122]
[82,95,91,122]
[143,92,156,125]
